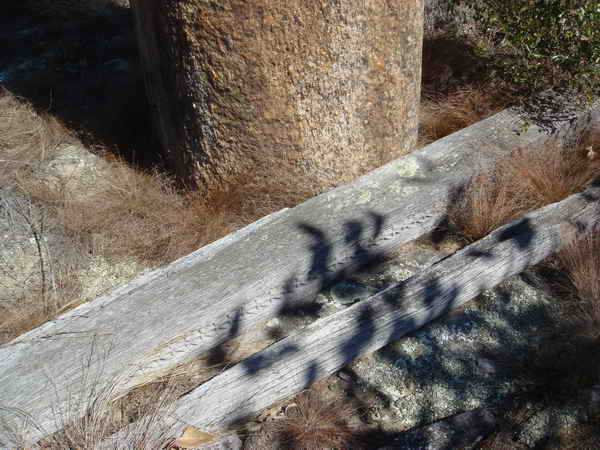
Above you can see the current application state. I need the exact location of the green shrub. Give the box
[453,1,599,102]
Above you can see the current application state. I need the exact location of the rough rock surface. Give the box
[379,407,497,450]
[300,235,582,448]
[350,274,560,432]
[33,144,115,200]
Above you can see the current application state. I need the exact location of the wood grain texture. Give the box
[106,182,600,445]
[0,105,595,446]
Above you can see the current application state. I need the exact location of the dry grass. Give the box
[253,392,356,450]
[449,168,530,241]
[557,233,600,329]
[418,85,508,146]
[504,141,600,206]
[0,162,239,341]
[478,231,600,449]
[0,91,315,343]
[21,165,231,265]
[1,352,180,450]
[20,159,313,265]
[48,382,177,450]
[0,194,89,344]
[0,90,70,184]
[451,138,600,241]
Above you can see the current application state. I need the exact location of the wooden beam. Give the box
[104,182,600,446]
[0,105,595,446]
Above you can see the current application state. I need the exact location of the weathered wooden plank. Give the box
[0,105,595,445]
[106,182,600,446]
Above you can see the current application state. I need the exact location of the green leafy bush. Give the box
[454,0,599,101]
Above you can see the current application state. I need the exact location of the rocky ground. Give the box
[238,235,600,449]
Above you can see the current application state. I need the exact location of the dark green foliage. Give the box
[453,1,599,102]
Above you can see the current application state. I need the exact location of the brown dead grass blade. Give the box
[451,139,600,241]
[504,141,600,206]
[450,168,530,241]
[418,85,509,146]
[1,92,316,342]
[558,233,600,329]
[19,162,231,265]
[252,392,356,450]
[0,90,70,185]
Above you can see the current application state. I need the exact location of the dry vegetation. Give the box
[467,130,600,449]
[3,366,180,449]
[1,4,597,445]
[0,90,312,344]
[248,392,357,450]
[480,231,600,450]
[451,137,600,241]
[505,141,600,205]
[0,92,70,185]
[558,232,600,330]
[418,85,509,146]
[449,168,528,242]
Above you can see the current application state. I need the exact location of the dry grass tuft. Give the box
[264,392,356,450]
[557,232,600,329]
[418,85,508,146]
[451,139,600,241]
[19,160,312,266]
[22,164,232,265]
[449,168,529,241]
[1,91,314,342]
[2,354,179,450]
[0,194,88,344]
[0,90,70,184]
[504,141,600,206]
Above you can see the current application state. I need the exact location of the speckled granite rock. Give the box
[34,144,113,199]
[350,274,559,432]
[379,407,497,450]
[514,386,600,448]
[311,237,562,438]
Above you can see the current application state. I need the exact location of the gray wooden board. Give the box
[105,182,600,446]
[0,105,596,445]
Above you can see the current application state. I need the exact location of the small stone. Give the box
[330,281,377,306]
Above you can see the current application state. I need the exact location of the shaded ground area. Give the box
[422,36,491,96]
[0,3,160,168]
